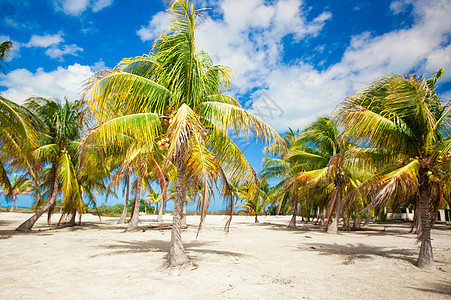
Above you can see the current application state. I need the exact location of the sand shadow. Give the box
[91,239,246,262]
[407,280,451,296]
[300,242,417,265]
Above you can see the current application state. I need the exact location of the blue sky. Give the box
[1,0,450,210]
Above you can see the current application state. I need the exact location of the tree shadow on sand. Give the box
[407,280,451,296]
[300,242,418,265]
[91,239,247,263]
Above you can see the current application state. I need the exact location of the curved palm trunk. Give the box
[118,173,130,224]
[16,176,58,232]
[169,151,189,267]
[127,175,142,232]
[254,214,259,223]
[417,170,435,269]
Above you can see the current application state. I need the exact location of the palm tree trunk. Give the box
[154,202,159,215]
[47,202,55,225]
[118,173,130,224]
[169,150,189,267]
[181,198,187,228]
[127,175,142,232]
[68,208,77,226]
[288,194,298,228]
[157,200,164,222]
[16,176,58,232]
[157,178,168,223]
[10,196,16,212]
[254,214,259,223]
[416,169,434,269]
[327,180,341,234]
[353,213,360,230]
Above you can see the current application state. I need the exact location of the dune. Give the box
[0,212,450,299]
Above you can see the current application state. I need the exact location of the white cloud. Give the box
[21,33,83,60]
[0,64,94,103]
[190,0,451,131]
[45,44,83,60]
[137,11,172,42]
[390,0,413,14]
[53,0,113,16]
[53,0,90,16]
[92,0,114,12]
[26,33,64,48]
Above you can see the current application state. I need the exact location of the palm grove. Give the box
[0,1,449,269]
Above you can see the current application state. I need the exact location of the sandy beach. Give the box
[0,212,450,299]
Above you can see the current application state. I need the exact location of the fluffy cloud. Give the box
[193,0,451,131]
[194,0,332,96]
[137,11,172,42]
[53,0,113,16]
[26,33,64,48]
[45,44,83,60]
[19,33,84,60]
[0,64,94,103]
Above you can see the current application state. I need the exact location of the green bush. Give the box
[91,200,158,216]
[94,203,125,216]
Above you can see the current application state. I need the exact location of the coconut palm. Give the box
[282,117,361,233]
[145,190,161,215]
[260,129,307,227]
[16,97,84,231]
[336,68,450,269]
[1,174,33,212]
[233,180,270,223]
[82,0,283,266]
[0,95,43,198]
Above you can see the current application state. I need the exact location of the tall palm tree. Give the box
[16,97,84,231]
[82,0,283,266]
[337,68,450,269]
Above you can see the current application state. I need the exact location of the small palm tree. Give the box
[16,97,84,231]
[234,180,270,223]
[1,174,33,212]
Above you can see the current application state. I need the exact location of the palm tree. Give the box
[16,97,84,231]
[260,129,306,227]
[1,174,33,212]
[82,0,283,266]
[235,180,271,223]
[282,117,360,233]
[336,68,450,269]
[0,40,13,75]
[145,190,161,215]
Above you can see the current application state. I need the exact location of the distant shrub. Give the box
[93,204,125,216]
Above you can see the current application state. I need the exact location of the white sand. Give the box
[0,212,450,299]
